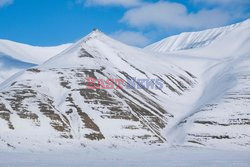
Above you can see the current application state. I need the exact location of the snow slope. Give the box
[0,53,35,83]
[145,19,249,53]
[0,30,197,151]
[146,19,250,149]
[0,39,72,64]
[0,39,72,83]
[171,23,250,148]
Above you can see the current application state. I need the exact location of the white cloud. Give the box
[111,30,150,47]
[191,0,250,6]
[77,0,142,7]
[191,0,250,21]
[0,0,13,7]
[121,1,231,30]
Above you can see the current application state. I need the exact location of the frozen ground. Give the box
[0,147,249,167]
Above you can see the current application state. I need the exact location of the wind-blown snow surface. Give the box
[0,39,72,83]
[146,19,250,149]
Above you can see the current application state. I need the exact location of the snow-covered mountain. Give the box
[0,19,250,152]
[146,19,250,149]
[145,19,250,53]
[0,30,196,151]
[0,39,72,64]
[0,39,72,83]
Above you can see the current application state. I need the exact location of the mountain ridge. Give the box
[145,19,250,53]
[0,39,72,84]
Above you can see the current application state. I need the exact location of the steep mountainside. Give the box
[0,30,196,151]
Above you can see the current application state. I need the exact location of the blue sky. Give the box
[0,0,249,47]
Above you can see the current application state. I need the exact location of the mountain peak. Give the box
[92,28,100,32]
[87,28,104,38]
